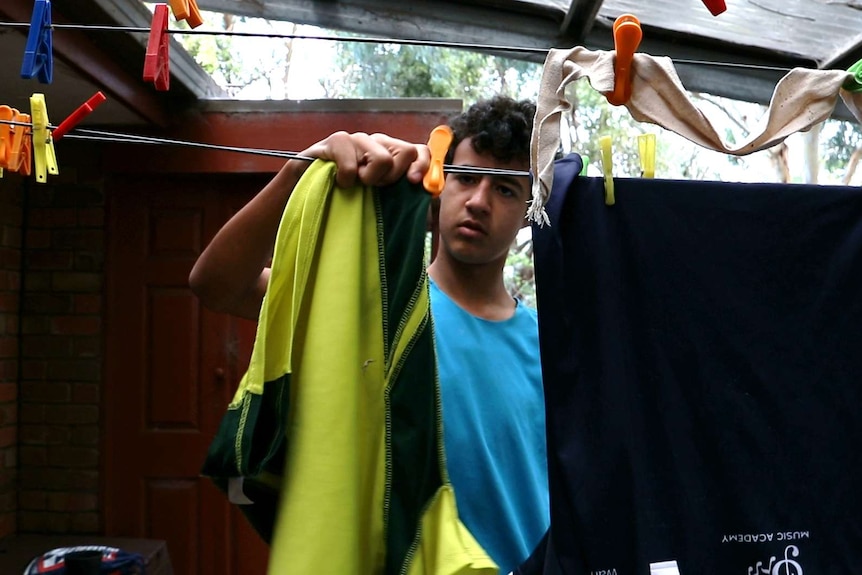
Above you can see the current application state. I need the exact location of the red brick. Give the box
[49,492,98,512]
[26,229,51,249]
[2,446,14,469]
[1,225,22,249]
[51,316,100,336]
[46,359,100,382]
[0,512,15,539]
[19,446,46,466]
[0,359,17,381]
[51,272,101,292]
[73,337,100,358]
[19,490,47,511]
[52,230,104,251]
[29,208,78,228]
[21,359,47,379]
[64,470,99,491]
[22,335,73,358]
[48,445,98,468]
[21,381,72,403]
[73,294,101,314]
[0,382,16,402]
[20,404,45,423]
[43,404,98,425]
[4,271,19,291]
[0,337,17,358]
[2,315,17,336]
[0,292,18,313]
[24,271,51,292]
[21,316,51,335]
[0,491,14,512]
[19,424,47,444]
[0,405,17,426]
[77,208,104,227]
[27,250,74,271]
[0,248,20,269]
[71,512,99,533]
[71,426,99,446]
[23,293,73,314]
[18,511,49,532]
[0,426,15,448]
[74,252,104,272]
[71,383,99,403]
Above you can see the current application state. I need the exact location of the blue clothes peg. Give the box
[21,0,54,84]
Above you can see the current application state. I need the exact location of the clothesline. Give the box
[0,19,793,73]
[0,118,532,178]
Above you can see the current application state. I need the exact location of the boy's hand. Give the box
[302,131,431,189]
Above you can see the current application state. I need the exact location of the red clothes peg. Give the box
[605,14,642,106]
[52,92,107,141]
[701,0,727,16]
[144,4,170,91]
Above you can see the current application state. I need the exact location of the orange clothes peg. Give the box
[168,0,204,28]
[144,4,170,91]
[0,108,30,175]
[423,125,453,196]
[701,0,727,16]
[605,14,642,106]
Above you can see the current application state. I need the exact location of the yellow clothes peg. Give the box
[29,93,58,183]
[638,134,656,178]
[599,135,614,205]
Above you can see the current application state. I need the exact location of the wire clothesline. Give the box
[0,19,793,73]
[0,119,533,178]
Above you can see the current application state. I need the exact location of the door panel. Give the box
[105,176,268,574]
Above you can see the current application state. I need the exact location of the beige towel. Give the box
[529,47,862,224]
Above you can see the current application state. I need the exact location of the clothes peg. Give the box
[579,156,590,176]
[30,94,59,183]
[52,92,107,141]
[144,4,170,91]
[0,107,11,169]
[423,125,453,196]
[0,109,27,175]
[701,0,727,16]
[605,14,642,106]
[843,59,862,92]
[637,134,656,178]
[599,135,615,205]
[20,0,54,84]
[168,0,204,28]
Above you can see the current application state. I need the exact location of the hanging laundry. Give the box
[201,160,497,575]
[529,47,862,224]
[525,153,862,575]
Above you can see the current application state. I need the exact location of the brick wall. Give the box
[17,150,105,534]
[0,173,23,539]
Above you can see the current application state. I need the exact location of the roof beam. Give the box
[0,0,170,126]
[560,0,604,42]
[195,0,857,120]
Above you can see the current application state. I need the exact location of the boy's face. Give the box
[436,138,531,268]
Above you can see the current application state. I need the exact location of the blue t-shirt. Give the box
[430,279,549,573]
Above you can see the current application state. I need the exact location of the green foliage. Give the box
[823,121,862,173]
[329,41,541,103]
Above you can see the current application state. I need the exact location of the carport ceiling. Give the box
[187,0,862,108]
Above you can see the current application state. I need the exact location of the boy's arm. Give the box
[188,131,430,320]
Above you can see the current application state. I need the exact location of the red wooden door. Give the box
[105,175,269,574]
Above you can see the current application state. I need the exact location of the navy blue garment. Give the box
[526,154,862,575]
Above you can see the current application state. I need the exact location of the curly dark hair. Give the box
[446,95,536,166]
